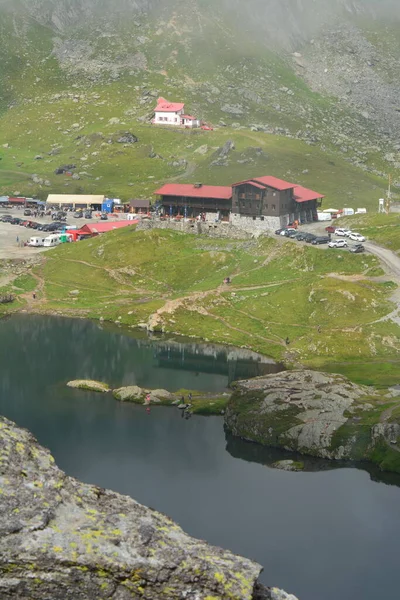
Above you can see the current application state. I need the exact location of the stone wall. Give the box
[136,218,253,239]
[230,213,284,233]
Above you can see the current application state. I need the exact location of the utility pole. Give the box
[386,174,392,214]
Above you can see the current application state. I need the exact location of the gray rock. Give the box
[225,370,400,469]
[0,415,268,599]
[116,132,138,144]
[221,104,244,115]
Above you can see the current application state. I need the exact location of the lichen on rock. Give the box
[1,415,290,599]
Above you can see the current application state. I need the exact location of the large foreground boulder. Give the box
[0,416,296,599]
[225,370,400,472]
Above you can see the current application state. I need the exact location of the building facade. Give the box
[153,98,185,126]
[154,176,324,231]
[154,184,232,220]
[153,98,200,127]
[231,177,324,230]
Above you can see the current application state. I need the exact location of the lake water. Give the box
[1,314,400,600]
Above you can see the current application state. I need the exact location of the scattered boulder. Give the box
[113,385,144,402]
[271,460,304,472]
[54,164,76,175]
[116,132,138,144]
[67,380,110,393]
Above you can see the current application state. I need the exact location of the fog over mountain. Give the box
[2,0,400,42]
[0,0,398,200]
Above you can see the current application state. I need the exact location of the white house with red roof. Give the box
[153,97,200,128]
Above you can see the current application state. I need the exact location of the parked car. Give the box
[293,232,306,240]
[349,244,365,253]
[335,228,352,237]
[84,211,92,219]
[283,229,298,237]
[304,233,317,243]
[23,209,32,216]
[1,215,13,222]
[74,211,83,218]
[311,236,330,245]
[100,213,108,220]
[349,233,366,242]
[275,228,285,235]
[10,218,22,225]
[328,239,348,248]
[325,225,337,234]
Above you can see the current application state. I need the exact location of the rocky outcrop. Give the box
[225,370,400,472]
[67,380,110,393]
[0,415,299,599]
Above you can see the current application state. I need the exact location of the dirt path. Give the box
[364,242,400,281]
[19,271,46,308]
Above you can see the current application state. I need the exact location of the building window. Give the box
[261,216,264,221]
[273,192,276,197]
[272,204,276,210]
[253,216,256,220]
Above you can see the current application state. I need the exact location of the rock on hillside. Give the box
[225,370,400,471]
[0,415,296,599]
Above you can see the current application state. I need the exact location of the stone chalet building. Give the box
[155,176,324,231]
[152,97,200,128]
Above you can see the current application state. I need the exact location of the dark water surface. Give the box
[1,314,400,600]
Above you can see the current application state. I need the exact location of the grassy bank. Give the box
[340,213,400,253]
[16,226,399,387]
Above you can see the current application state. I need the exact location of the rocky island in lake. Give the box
[225,370,400,473]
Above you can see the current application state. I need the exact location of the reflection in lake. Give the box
[1,314,400,600]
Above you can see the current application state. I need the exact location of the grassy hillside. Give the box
[340,213,400,253]
[0,0,398,208]
[9,227,398,387]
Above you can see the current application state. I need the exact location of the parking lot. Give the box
[0,208,106,260]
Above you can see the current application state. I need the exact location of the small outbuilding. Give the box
[47,194,105,210]
[129,199,150,214]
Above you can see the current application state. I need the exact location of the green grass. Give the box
[27,227,400,386]
[340,213,400,252]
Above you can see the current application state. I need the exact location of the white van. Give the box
[44,234,62,247]
[28,237,46,247]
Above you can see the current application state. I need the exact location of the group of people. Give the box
[144,392,193,419]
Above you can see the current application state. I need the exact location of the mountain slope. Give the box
[0,0,399,202]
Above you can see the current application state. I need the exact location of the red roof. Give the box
[233,176,323,202]
[233,176,294,191]
[294,185,325,203]
[182,115,197,120]
[80,221,138,234]
[155,97,185,113]
[154,184,232,200]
